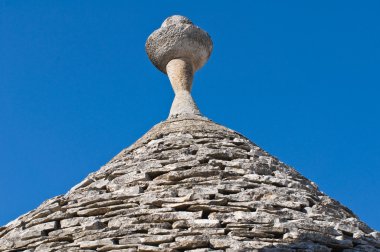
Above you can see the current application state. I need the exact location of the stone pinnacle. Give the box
[145,15,213,118]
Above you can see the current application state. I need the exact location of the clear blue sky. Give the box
[1,1,379,229]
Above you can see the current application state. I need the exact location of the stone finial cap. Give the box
[145,15,213,74]
[145,15,212,119]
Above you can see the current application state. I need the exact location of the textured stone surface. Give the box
[146,15,212,118]
[1,14,378,252]
[145,15,212,74]
[1,115,379,251]
[166,58,201,118]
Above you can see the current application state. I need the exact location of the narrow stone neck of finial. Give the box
[166,58,201,118]
[166,58,194,93]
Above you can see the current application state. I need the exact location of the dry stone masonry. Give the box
[1,15,379,252]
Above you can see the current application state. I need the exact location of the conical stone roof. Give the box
[1,115,379,251]
[1,15,379,252]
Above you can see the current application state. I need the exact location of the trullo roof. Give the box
[1,15,379,252]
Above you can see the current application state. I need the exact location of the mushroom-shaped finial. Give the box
[145,15,213,118]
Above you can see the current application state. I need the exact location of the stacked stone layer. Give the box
[1,116,379,251]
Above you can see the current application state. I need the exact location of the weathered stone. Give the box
[77,207,109,216]
[21,221,59,240]
[107,172,150,191]
[172,235,209,249]
[0,15,379,252]
[78,238,114,249]
[139,211,202,223]
[172,219,221,229]
[209,211,276,224]
[98,244,139,251]
[210,238,234,249]
[146,15,212,74]
[155,166,220,181]
[189,228,225,235]
[141,235,174,245]
[80,217,106,230]
[61,217,85,228]
[118,236,142,245]
[48,226,81,237]
[190,219,221,228]
[138,244,163,252]
[108,216,137,229]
